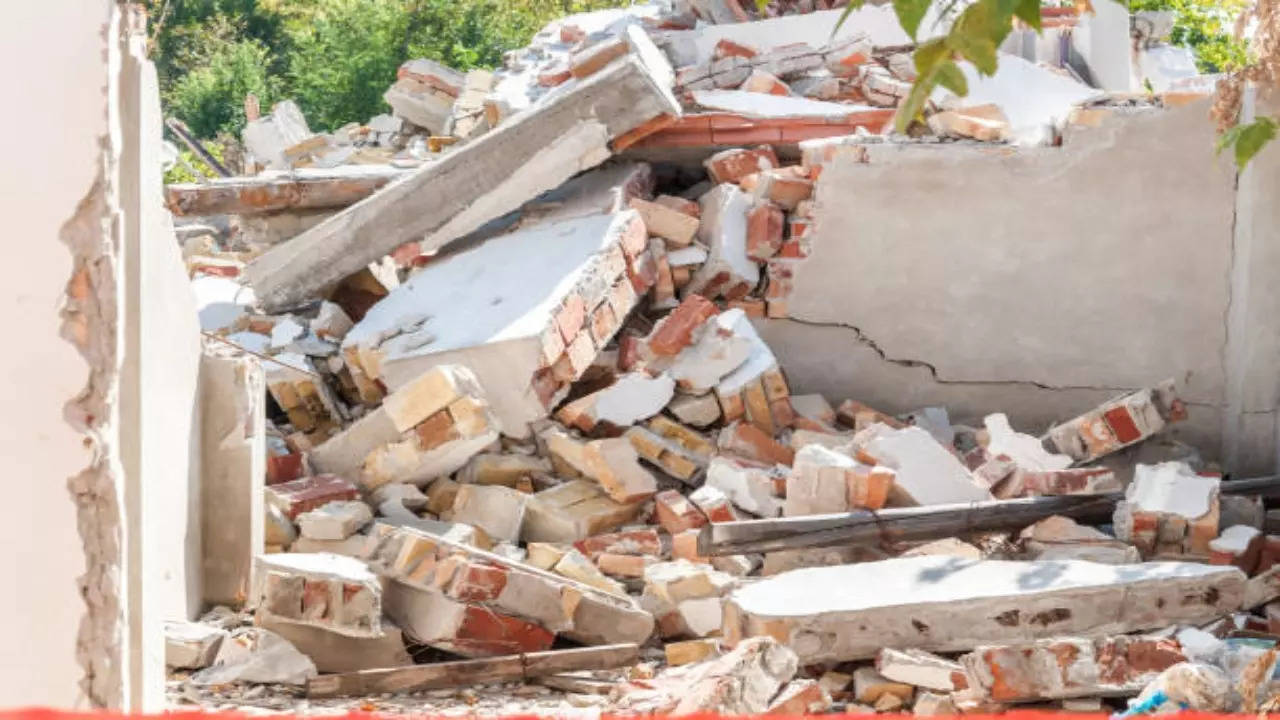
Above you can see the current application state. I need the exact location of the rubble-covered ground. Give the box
[162,0,1277,716]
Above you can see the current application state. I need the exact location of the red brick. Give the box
[268,474,360,519]
[705,145,779,184]
[559,24,586,44]
[574,528,663,559]
[301,579,331,621]
[537,63,571,88]
[448,561,509,602]
[452,604,555,656]
[741,70,791,96]
[1103,405,1143,444]
[266,452,306,485]
[555,293,587,344]
[746,201,785,261]
[415,408,460,451]
[618,212,649,260]
[714,38,758,60]
[613,113,679,152]
[627,249,659,294]
[711,126,784,146]
[570,39,628,80]
[719,421,795,466]
[648,294,718,356]
[654,489,709,535]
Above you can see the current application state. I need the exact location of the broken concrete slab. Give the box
[165,620,229,669]
[875,647,967,692]
[246,42,680,313]
[1020,515,1141,564]
[253,552,383,638]
[165,166,408,217]
[341,211,646,436]
[191,627,318,686]
[259,614,413,674]
[365,522,654,651]
[1114,461,1220,557]
[723,556,1244,663]
[308,364,499,490]
[960,634,1185,702]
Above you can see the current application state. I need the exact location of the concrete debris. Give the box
[190,627,318,686]
[724,556,1243,663]
[960,635,1185,702]
[253,553,383,637]
[165,620,229,670]
[161,3,1263,713]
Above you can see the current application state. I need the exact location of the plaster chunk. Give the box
[984,413,1072,471]
[557,372,675,432]
[855,424,992,506]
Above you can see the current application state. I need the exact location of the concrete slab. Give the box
[724,556,1244,663]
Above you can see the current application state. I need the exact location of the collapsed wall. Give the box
[755,99,1275,470]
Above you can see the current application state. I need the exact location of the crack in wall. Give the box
[779,315,1141,394]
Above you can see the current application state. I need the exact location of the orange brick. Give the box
[654,489,708,534]
[648,294,718,355]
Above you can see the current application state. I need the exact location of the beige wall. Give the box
[0,0,112,708]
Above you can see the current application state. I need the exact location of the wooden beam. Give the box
[698,475,1280,556]
[165,117,231,177]
[306,643,639,698]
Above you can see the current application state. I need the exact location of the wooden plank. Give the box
[246,38,680,313]
[307,643,639,698]
[699,475,1280,556]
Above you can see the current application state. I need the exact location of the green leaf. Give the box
[1013,0,1042,31]
[895,72,939,133]
[950,31,999,75]
[936,59,968,96]
[913,37,950,77]
[830,0,868,38]
[893,0,932,39]
[755,0,769,11]
[1218,116,1279,169]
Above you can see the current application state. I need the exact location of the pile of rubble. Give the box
[161,0,1279,716]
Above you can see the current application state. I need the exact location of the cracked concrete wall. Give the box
[1223,86,1280,473]
[761,99,1261,467]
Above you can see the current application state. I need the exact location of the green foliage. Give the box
[1128,0,1250,73]
[148,0,628,139]
[833,0,1029,133]
[165,39,281,139]
[1217,116,1278,169]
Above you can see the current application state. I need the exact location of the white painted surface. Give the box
[0,0,109,707]
[1126,462,1218,518]
[692,90,876,119]
[935,53,1106,145]
[733,556,1235,616]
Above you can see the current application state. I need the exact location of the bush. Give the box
[1129,0,1250,73]
[164,39,281,139]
